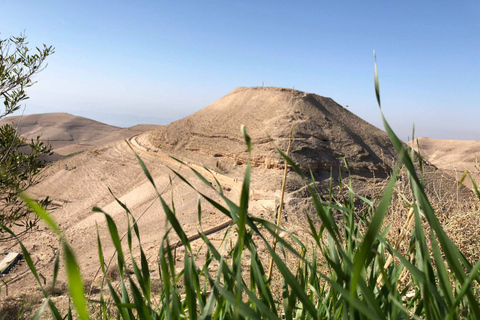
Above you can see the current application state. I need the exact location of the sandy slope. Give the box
[0,112,160,160]
[29,139,243,279]
[409,137,480,189]
[0,130,273,299]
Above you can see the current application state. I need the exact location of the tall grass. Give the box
[2,54,480,319]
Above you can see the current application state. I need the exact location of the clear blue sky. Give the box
[1,1,479,140]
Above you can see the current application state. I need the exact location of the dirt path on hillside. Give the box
[0,134,278,302]
[129,135,243,190]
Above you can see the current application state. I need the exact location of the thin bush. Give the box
[2,54,480,319]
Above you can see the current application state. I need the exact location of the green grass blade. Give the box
[197,197,203,230]
[93,207,125,277]
[373,50,381,107]
[109,188,133,215]
[120,279,135,319]
[20,193,61,236]
[350,164,398,297]
[106,279,130,320]
[263,242,318,319]
[128,277,151,319]
[63,242,90,320]
[447,259,480,319]
[31,297,51,320]
[96,222,106,274]
[321,273,383,320]
[275,147,341,242]
[388,294,422,320]
[470,175,480,200]
[158,194,191,252]
[184,251,198,320]
[243,288,281,320]
[126,140,157,189]
[213,283,262,319]
[430,228,455,311]
[51,244,61,291]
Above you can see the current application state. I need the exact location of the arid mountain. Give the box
[139,87,396,176]
[0,112,160,159]
[132,87,474,223]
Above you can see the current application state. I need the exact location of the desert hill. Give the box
[138,87,397,179]
[0,87,473,307]
[137,87,467,200]
[409,137,480,189]
[0,112,160,159]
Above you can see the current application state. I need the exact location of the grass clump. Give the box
[2,54,480,319]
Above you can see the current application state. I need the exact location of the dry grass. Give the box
[0,292,43,320]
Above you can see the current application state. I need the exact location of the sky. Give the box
[1,1,479,141]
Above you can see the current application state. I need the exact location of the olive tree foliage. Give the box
[0,34,54,237]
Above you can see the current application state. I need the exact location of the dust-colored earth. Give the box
[409,137,480,189]
[0,87,475,315]
[0,112,160,160]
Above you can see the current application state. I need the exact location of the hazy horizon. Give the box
[1,1,479,141]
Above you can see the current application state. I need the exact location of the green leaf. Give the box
[374,50,381,107]
[96,222,106,274]
[447,259,480,319]
[126,140,156,189]
[128,277,150,319]
[264,241,318,318]
[51,244,61,290]
[351,164,399,298]
[63,242,90,320]
[20,193,61,236]
[458,170,467,187]
[31,297,51,320]
[321,273,383,320]
[94,207,125,277]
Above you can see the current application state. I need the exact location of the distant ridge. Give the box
[0,112,160,159]
[409,137,480,189]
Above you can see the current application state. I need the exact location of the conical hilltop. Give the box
[138,87,397,179]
